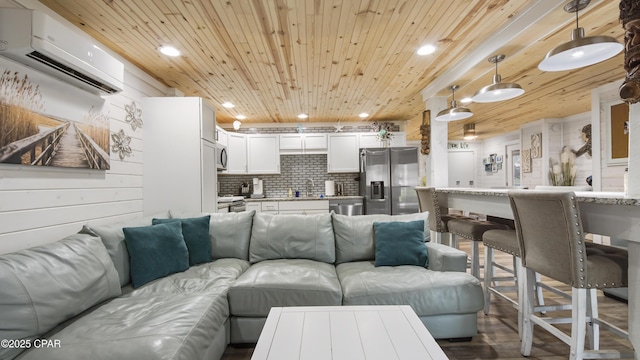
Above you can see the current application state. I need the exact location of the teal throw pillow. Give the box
[153,215,212,265]
[123,221,189,288]
[373,220,428,267]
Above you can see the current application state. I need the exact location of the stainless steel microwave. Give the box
[215,143,228,171]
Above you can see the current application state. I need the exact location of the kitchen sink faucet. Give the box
[305,178,314,197]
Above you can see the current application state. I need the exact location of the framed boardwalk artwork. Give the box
[0,70,110,170]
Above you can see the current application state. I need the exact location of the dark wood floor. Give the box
[221,241,632,360]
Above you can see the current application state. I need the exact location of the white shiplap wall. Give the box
[475,131,519,189]
[0,4,168,254]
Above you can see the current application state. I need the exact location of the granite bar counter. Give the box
[245,195,363,202]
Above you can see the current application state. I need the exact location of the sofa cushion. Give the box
[249,213,335,263]
[0,233,121,360]
[18,294,229,360]
[124,258,251,297]
[169,210,255,261]
[82,213,168,286]
[228,259,343,316]
[333,212,431,264]
[336,261,484,316]
[153,215,212,266]
[124,222,190,288]
[374,220,428,267]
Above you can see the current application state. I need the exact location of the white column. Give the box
[628,103,640,360]
[628,103,640,196]
[425,97,449,187]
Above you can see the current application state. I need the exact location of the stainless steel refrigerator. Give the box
[359,147,419,215]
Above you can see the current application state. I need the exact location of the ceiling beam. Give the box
[421,0,566,102]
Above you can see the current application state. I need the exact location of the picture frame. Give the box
[495,155,503,163]
[530,133,542,158]
[605,100,629,166]
[492,163,498,172]
[484,163,492,172]
[489,153,497,163]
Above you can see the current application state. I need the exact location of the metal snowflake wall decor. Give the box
[111,129,132,160]
[125,101,143,131]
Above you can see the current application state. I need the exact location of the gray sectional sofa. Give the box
[0,210,484,360]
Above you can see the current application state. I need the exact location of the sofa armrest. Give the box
[426,242,467,272]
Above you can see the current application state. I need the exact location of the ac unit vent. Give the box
[26,51,120,94]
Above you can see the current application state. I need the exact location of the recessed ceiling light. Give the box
[359,112,370,118]
[235,114,246,120]
[222,102,235,108]
[460,97,473,104]
[159,45,181,57]
[416,44,436,56]
[298,113,308,119]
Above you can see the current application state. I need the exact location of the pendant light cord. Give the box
[575,6,579,29]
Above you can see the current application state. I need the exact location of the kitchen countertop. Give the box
[433,187,640,206]
[245,195,363,202]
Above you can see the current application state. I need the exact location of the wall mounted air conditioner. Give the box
[0,8,124,95]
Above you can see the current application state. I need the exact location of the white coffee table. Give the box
[251,305,448,360]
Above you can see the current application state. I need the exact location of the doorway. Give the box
[505,143,521,187]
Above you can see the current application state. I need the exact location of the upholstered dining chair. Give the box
[415,187,473,245]
[508,190,633,359]
[482,228,545,338]
[415,187,509,279]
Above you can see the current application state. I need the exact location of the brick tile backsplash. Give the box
[219,154,359,198]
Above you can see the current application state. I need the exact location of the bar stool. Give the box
[482,228,545,338]
[509,190,633,359]
[415,187,474,245]
[446,217,509,279]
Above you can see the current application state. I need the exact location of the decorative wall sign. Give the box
[125,101,143,131]
[521,149,532,173]
[530,133,542,158]
[0,69,110,170]
[448,142,470,149]
[111,129,132,160]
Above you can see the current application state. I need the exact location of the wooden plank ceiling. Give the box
[37,0,625,140]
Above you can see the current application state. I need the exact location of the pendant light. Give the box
[463,123,477,140]
[473,54,525,103]
[538,0,622,72]
[435,85,473,122]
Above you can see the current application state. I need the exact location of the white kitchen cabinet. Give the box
[328,133,360,173]
[246,202,262,213]
[227,132,247,174]
[391,132,407,146]
[279,133,327,154]
[261,202,279,214]
[279,134,303,150]
[302,134,327,150]
[278,200,329,214]
[216,126,228,147]
[358,133,379,148]
[142,97,217,215]
[247,134,280,174]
